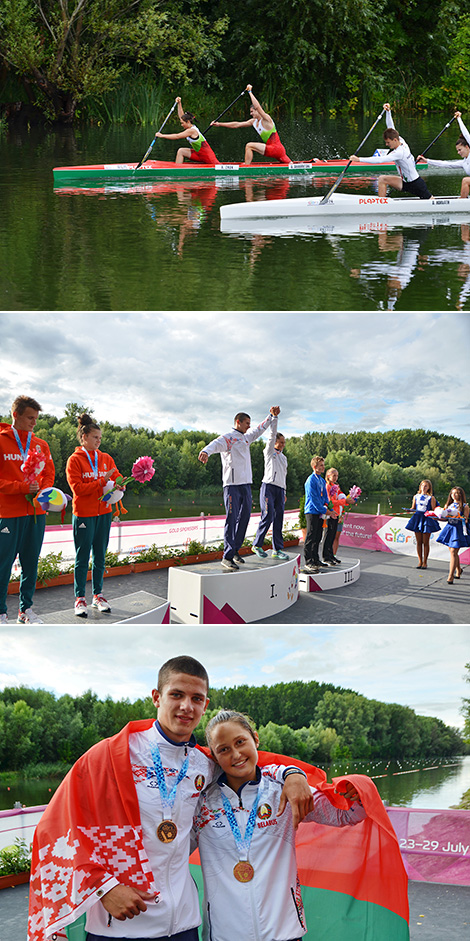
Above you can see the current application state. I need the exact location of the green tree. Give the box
[0,0,228,123]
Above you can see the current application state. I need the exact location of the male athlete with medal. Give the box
[29,656,313,941]
[0,395,55,624]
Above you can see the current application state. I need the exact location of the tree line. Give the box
[2,403,468,502]
[0,681,464,772]
[0,0,469,123]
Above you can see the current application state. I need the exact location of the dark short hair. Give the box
[456,135,470,148]
[234,412,250,424]
[11,395,42,415]
[158,656,209,692]
[76,412,100,443]
[384,129,400,142]
[275,432,285,442]
[181,111,195,123]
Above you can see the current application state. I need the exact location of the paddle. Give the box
[319,108,386,205]
[202,89,247,136]
[417,114,457,160]
[134,100,178,171]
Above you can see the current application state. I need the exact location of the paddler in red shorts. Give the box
[155,96,218,165]
[211,84,291,165]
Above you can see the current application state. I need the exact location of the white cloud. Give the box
[0,623,467,729]
[0,312,468,440]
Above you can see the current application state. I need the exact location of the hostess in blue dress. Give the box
[405,494,440,534]
[436,502,470,549]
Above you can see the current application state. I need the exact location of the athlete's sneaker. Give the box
[92,594,111,613]
[252,546,268,558]
[322,559,336,567]
[17,608,44,624]
[221,558,239,572]
[233,553,245,564]
[74,597,88,618]
[271,550,289,560]
[303,564,320,574]
[332,556,342,564]
[0,613,9,624]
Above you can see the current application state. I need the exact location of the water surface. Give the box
[1,115,469,310]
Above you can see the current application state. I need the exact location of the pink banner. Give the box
[339,512,393,552]
[387,807,470,885]
[340,512,470,563]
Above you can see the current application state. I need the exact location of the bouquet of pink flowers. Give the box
[101,456,156,505]
[349,485,362,501]
[22,446,46,521]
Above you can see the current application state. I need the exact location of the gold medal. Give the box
[233,860,254,882]
[157,819,178,843]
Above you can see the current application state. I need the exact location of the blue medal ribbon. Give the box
[82,447,98,478]
[13,429,32,465]
[149,742,189,820]
[221,778,263,861]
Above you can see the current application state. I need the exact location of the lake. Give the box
[1,113,469,310]
[1,756,468,811]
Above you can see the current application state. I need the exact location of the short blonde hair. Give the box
[310,455,324,470]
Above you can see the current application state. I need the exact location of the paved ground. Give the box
[7,547,469,625]
[2,880,469,940]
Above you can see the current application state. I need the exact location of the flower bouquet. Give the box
[22,447,46,522]
[101,456,156,517]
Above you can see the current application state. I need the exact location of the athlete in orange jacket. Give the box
[0,395,55,624]
[66,413,122,618]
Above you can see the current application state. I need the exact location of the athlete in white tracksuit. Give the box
[193,768,367,941]
[352,103,431,199]
[198,407,279,566]
[253,416,288,556]
[420,113,470,198]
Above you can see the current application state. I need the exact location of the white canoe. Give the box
[220,192,470,220]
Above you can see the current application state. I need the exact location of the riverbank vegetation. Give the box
[2,403,467,502]
[0,1,469,124]
[0,682,465,774]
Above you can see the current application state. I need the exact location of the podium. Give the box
[299,558,360,593]
[169,553,301,623]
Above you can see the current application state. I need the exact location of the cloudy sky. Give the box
[0,623,467,729]
[1,311,469,441]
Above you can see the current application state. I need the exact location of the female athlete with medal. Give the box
[193,711,368,941]
[66,412,123,618]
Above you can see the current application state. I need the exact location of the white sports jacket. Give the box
[86,722,215,938]
[261,417,288,489]
[203,414,275,486]
[194,767,367,941]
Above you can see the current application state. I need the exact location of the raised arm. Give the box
[246,84,273,125]
[455,111,470,148]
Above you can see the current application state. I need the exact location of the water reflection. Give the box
[322,757,470,810]
[3,119,470,309]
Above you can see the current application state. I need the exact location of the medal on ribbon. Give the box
[149,742,189,843]
[13,428,32,464]
[82,447,98,478]
[221,779,263,882]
